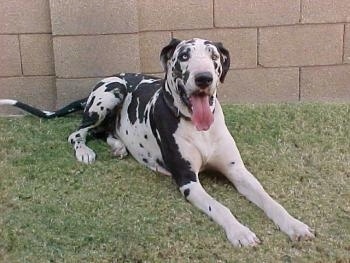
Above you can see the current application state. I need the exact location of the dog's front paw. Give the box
[225,225,261,247]
[75,145,96,164]
[284,218,315,241]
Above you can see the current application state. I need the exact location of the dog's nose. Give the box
[195,72,213,88]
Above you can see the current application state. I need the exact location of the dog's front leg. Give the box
[179,180,260,247]
[164,135,260,247]
[211,128,315,241]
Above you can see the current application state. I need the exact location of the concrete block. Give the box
[302,0,350,23]
[0,35,21,77]
[219,68,299,103]
[259,24,344,67]
[215,0,300,27]
[301,65,350,102]
[344,24,350,64]
[0,0,51,33]
[53,34,140,78]
[50,0,138,35]
[138,0,213,31]
[20,34,55,76]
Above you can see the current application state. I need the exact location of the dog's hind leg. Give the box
[106,134,128,158]
[68,78,127,164]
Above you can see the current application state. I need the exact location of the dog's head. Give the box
[160,38,230,131]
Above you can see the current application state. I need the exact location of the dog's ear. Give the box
[214,42,230,83]
[160,38,182,71]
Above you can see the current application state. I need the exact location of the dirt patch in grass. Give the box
[0,103,349,262]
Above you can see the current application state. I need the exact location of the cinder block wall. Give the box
[0,0,55,115]
[1,0,350,115]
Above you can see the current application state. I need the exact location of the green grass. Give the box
[0,103,349,262]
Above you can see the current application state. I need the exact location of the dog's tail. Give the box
[0,98,88,119]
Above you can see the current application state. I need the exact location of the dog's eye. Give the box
[212,54,219,60]
[179,53,189,62]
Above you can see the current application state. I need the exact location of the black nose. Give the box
[195,72,213,88]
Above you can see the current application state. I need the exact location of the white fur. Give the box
[64,38,314,246]
[174,101,314,246]
[0,99,17,106]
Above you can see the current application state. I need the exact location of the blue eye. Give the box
[179,53,189,62]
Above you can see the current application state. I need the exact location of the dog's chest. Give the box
[174,120,216,166]
[116,90,167,174]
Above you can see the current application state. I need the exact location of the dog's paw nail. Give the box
[226,226,260,247]
[286,220,315,241]
[75,146,96,164]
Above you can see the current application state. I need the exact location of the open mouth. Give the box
[178,83,214,131]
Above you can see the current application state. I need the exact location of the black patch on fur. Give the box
[178,83,191,109]
[142,158,148,163]
[178,45,190,56]
[122,73,160,92]
[126,130,128,135]
[160,38,181,70]
[144,134,148,139]
[183,70,190,84]
[79,111,99,129]
[173,60,182,79]
[156,158,165,168]
[213,42,230,83]
[184,189,190,198]
[116,115,121,129]
[97,101,102,106]
[139,143,144,148]
[231,161,235,165]
[185,39,195,45]
[75,134,81,138]
[150,89,197,187]
[84,96,96,113]
[218,67,222,76]
[105,82,123,93]
[209,96,214,106]
[127,94,138,124]
[144,109,149,123]
[209,206,212,211]
[92,81,105,91]
[214,61,218,70]
[127,81,162,125]
[163,90,174,105]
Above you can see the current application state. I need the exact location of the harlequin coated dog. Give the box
[0,38,315,246]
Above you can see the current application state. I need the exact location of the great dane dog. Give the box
[0,38,314,246]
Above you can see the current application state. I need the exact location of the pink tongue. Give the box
[190,95,214,131]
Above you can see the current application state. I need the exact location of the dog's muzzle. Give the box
[194,72,213,89]
[185,72,215,131]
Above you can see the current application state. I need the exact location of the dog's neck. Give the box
[162,78,191,121]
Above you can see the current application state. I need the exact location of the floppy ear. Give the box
[160,38,182,71]
[214,42,230,83]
